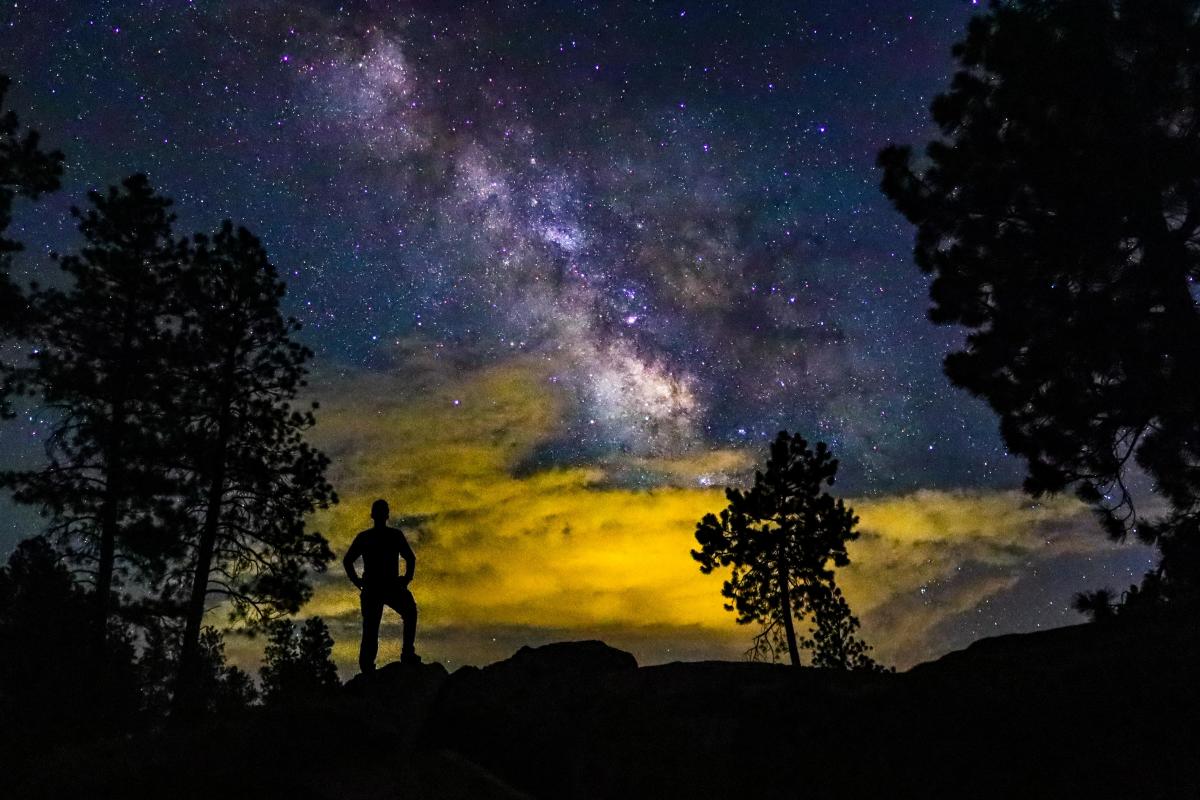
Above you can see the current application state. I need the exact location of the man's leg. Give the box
[387,585,419,661]
[359,590,384,673]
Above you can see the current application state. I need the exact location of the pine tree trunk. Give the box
[174,374,234,719]
[96,446,121,641]
[778,544,800,667]
[95,299,138,649]
[95,392,128,651]
[174,444,226,717]
[94,485,117,647]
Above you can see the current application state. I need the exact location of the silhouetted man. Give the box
[344,499,420,672]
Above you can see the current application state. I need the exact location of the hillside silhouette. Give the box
[4,617,1195,799]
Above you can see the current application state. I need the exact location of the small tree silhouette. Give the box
[169,222,336,716]
[193,627,258,715]
[259,617,340,706]
[0,73,63,416]
[693,431,878,670]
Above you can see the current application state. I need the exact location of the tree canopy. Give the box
[879,0,1200,607]
[0,75,62,415]
[693,431,878,670]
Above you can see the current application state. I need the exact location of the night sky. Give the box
[0,0,1155,672]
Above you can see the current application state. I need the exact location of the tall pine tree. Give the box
[2,175,185,639]
[169,222,336,715]
[878,0,1200,608]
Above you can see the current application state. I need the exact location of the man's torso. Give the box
[356,526,409,586]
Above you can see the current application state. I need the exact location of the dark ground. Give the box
[11,614,1199,799]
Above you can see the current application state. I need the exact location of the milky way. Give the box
[2,1,1010,478]
[0,1,1156,668]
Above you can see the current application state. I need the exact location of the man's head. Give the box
[371,499,389,524]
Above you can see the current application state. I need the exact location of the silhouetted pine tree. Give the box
[879,1,1200,610]
[0,74,63,415]
[169,222,335,716]
[1,176,186,641]
[259,616,340,706]
[693,431,879,670]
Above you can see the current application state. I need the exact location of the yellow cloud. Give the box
[841,490,1117,664]
[304,354,732,632]
[241,348,1141,674]
[842,489,1092,615]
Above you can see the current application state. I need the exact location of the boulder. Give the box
[344,659,449,750]
[426,641,637,798]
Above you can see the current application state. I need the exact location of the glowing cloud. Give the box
[260,349,1144,674]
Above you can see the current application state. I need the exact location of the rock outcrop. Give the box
[344,659,449,750]
[356,621,1199,799]
[424,640,638,798]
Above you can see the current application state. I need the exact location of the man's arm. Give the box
[343,533,365,589]
[399,532,416,585]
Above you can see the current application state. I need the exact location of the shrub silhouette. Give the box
[138,615,257,719]
[0,536,140,769]
[1071,588,1117,623]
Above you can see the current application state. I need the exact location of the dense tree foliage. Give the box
[0,161,336,710]
[0,86,291,739]
[879,0,1200,609]
[693,431,878,670]
[0,74,62,415]
[259,616,340,706]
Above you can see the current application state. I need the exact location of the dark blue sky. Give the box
[1,0,1015,496]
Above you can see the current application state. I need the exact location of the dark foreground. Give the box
[15,615,1199,799]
